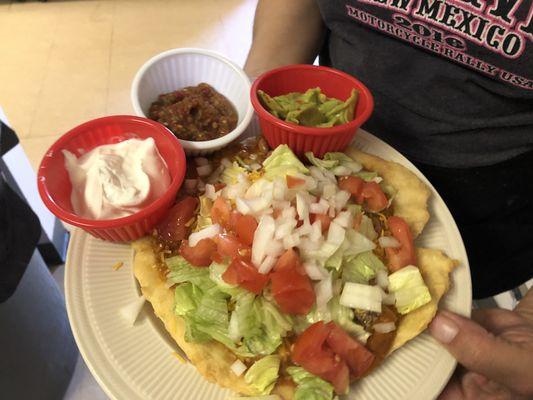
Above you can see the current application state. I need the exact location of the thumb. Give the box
[429,310,530,393]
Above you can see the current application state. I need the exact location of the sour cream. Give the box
[63,137,171,220]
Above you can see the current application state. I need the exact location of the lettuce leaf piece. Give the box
[221,162,247,185]
[356,171,379,182]
[287,367,335,400]
[166,256,215,289]
[174,282,201,316]
[263,145,308,179]
[244,355,281,395]
[195,195,213,231]
[388,265,432,314]
[342,251,385,284]
[209,262,246,297]
[305,152,339,170]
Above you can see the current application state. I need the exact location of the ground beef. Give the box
[149,83,238,141]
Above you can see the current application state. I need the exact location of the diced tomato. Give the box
[326,322,375,379]
[385,216,416,272]
[234,214,258,246]
[271,267,315,315]
[274,248,306,274]
[292,322,350,394]
[359,182,388,212]
[211,197,231,229]
[286,175,306,188]
[338,176,365,198]
[310,213,332,233]
[216,233,251,261]
[156,196,198,248]
[179,238,217,267]
[222,257,269,294]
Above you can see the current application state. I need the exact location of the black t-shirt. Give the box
[316,0,533,168]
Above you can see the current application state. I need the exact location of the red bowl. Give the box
[37,115,186,242]
[251,65,374,157]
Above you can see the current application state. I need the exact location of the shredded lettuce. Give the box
[388,265,432,314]
[195,195,213,231]
[263,145,308,179]
[305,151,362,174]
[342,251,386,284]
[209,262,246,297]
[244,355,281,395]
[287,367,335,400]
[166,256,215,289]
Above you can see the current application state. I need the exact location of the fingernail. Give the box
[429,313,459,343]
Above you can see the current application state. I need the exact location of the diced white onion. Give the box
[376,269,389,289]
[283,233,300,249]
[378,236,401,248]
[333,211,352,228]
[373,322,396,334]
[188,224,221,247]
[272,200,291,210]
[275,222,294,240]
[184,179,198,190]
[309,221,322,242]
[322,183,337,199]
[258,255,277,274]
[252,215,276,266]
[265,240,285,258]
[296,193,309,222]
[236,197,251,215]
[281,206,297,220]
[309,166,326,181]
[382,291,396,305]
[327,221,345,246]
[334,190,351,212]
[315,274,333,311]
[246,197,271,214]
[328,202,336,218]
[194,157,209,166]
[273,178,287,200]
[196,164,212,177]
[230,359,247,376]
[340,282,382,313]
[204,184,218,200]
[296,222,312,237]
[304,261,329,280]
[309,202,328,214]
[119,295,146,327]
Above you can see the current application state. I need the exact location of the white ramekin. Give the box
[131,48,253,156]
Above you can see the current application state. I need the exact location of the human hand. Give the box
[429,289,533,399]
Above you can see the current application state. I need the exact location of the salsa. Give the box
[149,83,238,141]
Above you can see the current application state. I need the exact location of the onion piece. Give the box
[309,220,322,242]
[333,165,352,176]
[236,197,251,215]
[376,269,389,289]
[196,164,212,177]
[378,236,401,248]
[373,322,396,334]
[380,288,396,305]
[327,221,345,246]
[273,178,287,200]
[309,202,328,214]
[275,221,296,240]
[230,359,247,376]
[188,224,221,247]
[322,183,337,199]
[204,184,218,200]
[252,215,276,266]
[315,274,333,311]
[119,295,146,327]
[258,255,277,274]
[265,240,284,258]
[333,211,352,228]
[272,200,291,210]
[282,233,300,249]
[334,190,351,212]
[304,261,329,280]
[295,221,312,237]
[281,206,296,220]
[296,193,309,222]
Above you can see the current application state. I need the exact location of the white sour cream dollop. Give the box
[63,137,171,220]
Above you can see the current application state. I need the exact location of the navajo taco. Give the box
[132,137,457,399]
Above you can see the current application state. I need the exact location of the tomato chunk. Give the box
[292,322,350,394]
[216,233,251,261]
[359,182,388,212]
[310,213,332,233]
[326,322,375,378]
[211,197,231,229]
[385,216,416,272]
[222,257,269,294]
[286,175,306,188]
[273,248,305,275]
[338,176,365,198]
[156,196,198,248]
[271,267,314,315]
[234,214,258,246]
[179,238,217,267]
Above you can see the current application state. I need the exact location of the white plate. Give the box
[65,129,472,400]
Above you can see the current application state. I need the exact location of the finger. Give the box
[429,310,533,394]
[472,308,524,334]
[515,287,533,324]
[438,375,464,400]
